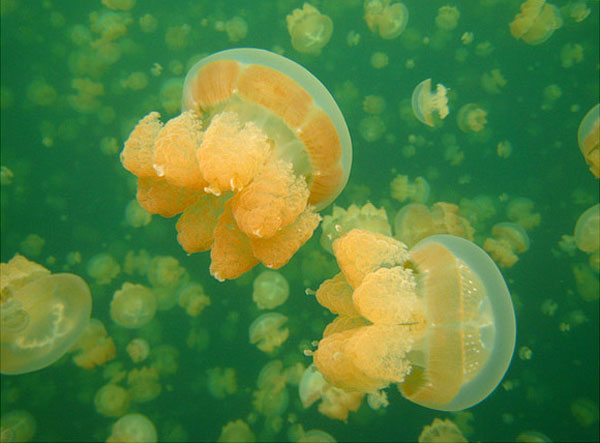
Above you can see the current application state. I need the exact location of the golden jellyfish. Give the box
[126,338,150,363]
[574,203,599,253]
[418,418,467,443]
[457,103,488,133]
[311,230,516,411]
[71,318,116,369]
[218,419,255,443]
[484,222,530,268]
[570,397,599,427]
[127,366,161,403]
[249,313,289,353]
[177,282,210,317]
[286,3,333,55]
[509,0,563,45]
[515,430,552,442]
[390,175,430,204]
[107,413,157,443]
[320,202,391,254]
[94,383,130,417]
[1,256,92,375]
[364,0,409,40]
[253,360,290,417]
[435,6,460,31]
[394,202,474,248]
[0,410,36,443]
[86,253,120,285]
[207,367,238,399]
[411,79,449,127]
[121,48,352,281]
[577,103,599,178]
[110,283,157,329]
[506,197,541,231]
[252,270,290,310]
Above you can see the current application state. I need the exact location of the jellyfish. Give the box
[177,282,210,317]
[127,367,161,402]
[126,338,150,363]
[577,104,599,178]
[509,0,563,45]
[253,360,290,417]
[125,199,151,227]
[106,413,157,443]
[207,367,238,399]
[110,283,157,329]
[71,318,116,369]
[320,202,391,254]
[570,397,599,427]
[507,197,541,230]
[0,410,36,443]
[457,103,487,133]
[286,3,333,55]
[218,419,255,443]
[364,0,409,40]
[435,6,460,31]
[515,430,552,442]
[411,79,449,127]
[418,418,467,443]
[574,203,599,253]
[394,202,474,248]
[86,253,120,285]
[484,222,530,268]
[252,271,290,310]
[249,313,289,353]
[1,256,92,375]
[94,384,130,417]
[358,115,386,142]
[310,229,516,411]
[121,48,352,281]
[390,175,430,204]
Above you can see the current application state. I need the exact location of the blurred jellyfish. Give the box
[571,397,599,427]
[252,271,290,310]
[110,283,157,329]
[1,256,92,375]
[320,202,391,254]
[148,256,186,289]
[370,51,389,69]
[418,418,466,443]
[71,318,116,369]
[125,199,151,228]
[574,203,599,253]
[364,0,409,40]
[484,222,530,268]
[249,313,289,353]
[358,115,386,142]
[122,48,352,280]
[106,413,157,443]
[572,263,599,301]
[457,103,487,132]
[19,234,45,258]
[177,282,210,317]
[311,230,516,411]
[286,3,333,55]
[515,430,552,442]
[481,69,507,94]
[253,360,289,416]
[509,0,563,45]
[86,253,120,285]
[126,338,150,363]
[94,384,130,417]
[411,79,449,127]
[507,197,541,230]
[127,366,161,402]
[435,6,460,31]
[0,410,36,443]
[218,419,255,443]
[362,95,386,115]
[102,0,136,11]
[577,104,599,178]
[207,367,238,399]
[560,43,584,68]
[390,175,430,204]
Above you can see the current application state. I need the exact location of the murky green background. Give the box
[1,0,599,442]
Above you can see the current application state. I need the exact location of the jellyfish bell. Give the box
[509,0,563,45]
[401,235,516,410]
[1,273,92,375]
[411,79,449,127]
[574,203,600,253]
[123,48,352,281]
[577,103,599,178]
[286,3,333,55]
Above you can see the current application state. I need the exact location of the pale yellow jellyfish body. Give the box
[107,413,157,443]
[249,313,289,353]
[94,384,131,417]
[86,253,120,285]
[110,283,157,329]
[286,3,333,55]
[390,175,430,203]
[70,318,116,369]
[218,419,255,443]
[484,222,530,268]
[312,230,516,411]
[457,103,488,133]
[411,79,449,127]
[0,410,36,443]
[509,0,563,45]
[122,48,352,280]
[574,203,599,253]
[577,104,599,178]
[1,257,92,375]
[418,418,467,443]
[364,0,409,40]
[252,271,290,310]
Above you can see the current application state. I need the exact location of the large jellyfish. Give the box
[577,104,599,178]
[509,0,563,45]
[309,229,516,411]
[1,255,92,375]
[121,48,352,280]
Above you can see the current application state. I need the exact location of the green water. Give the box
[1,0,599,442]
